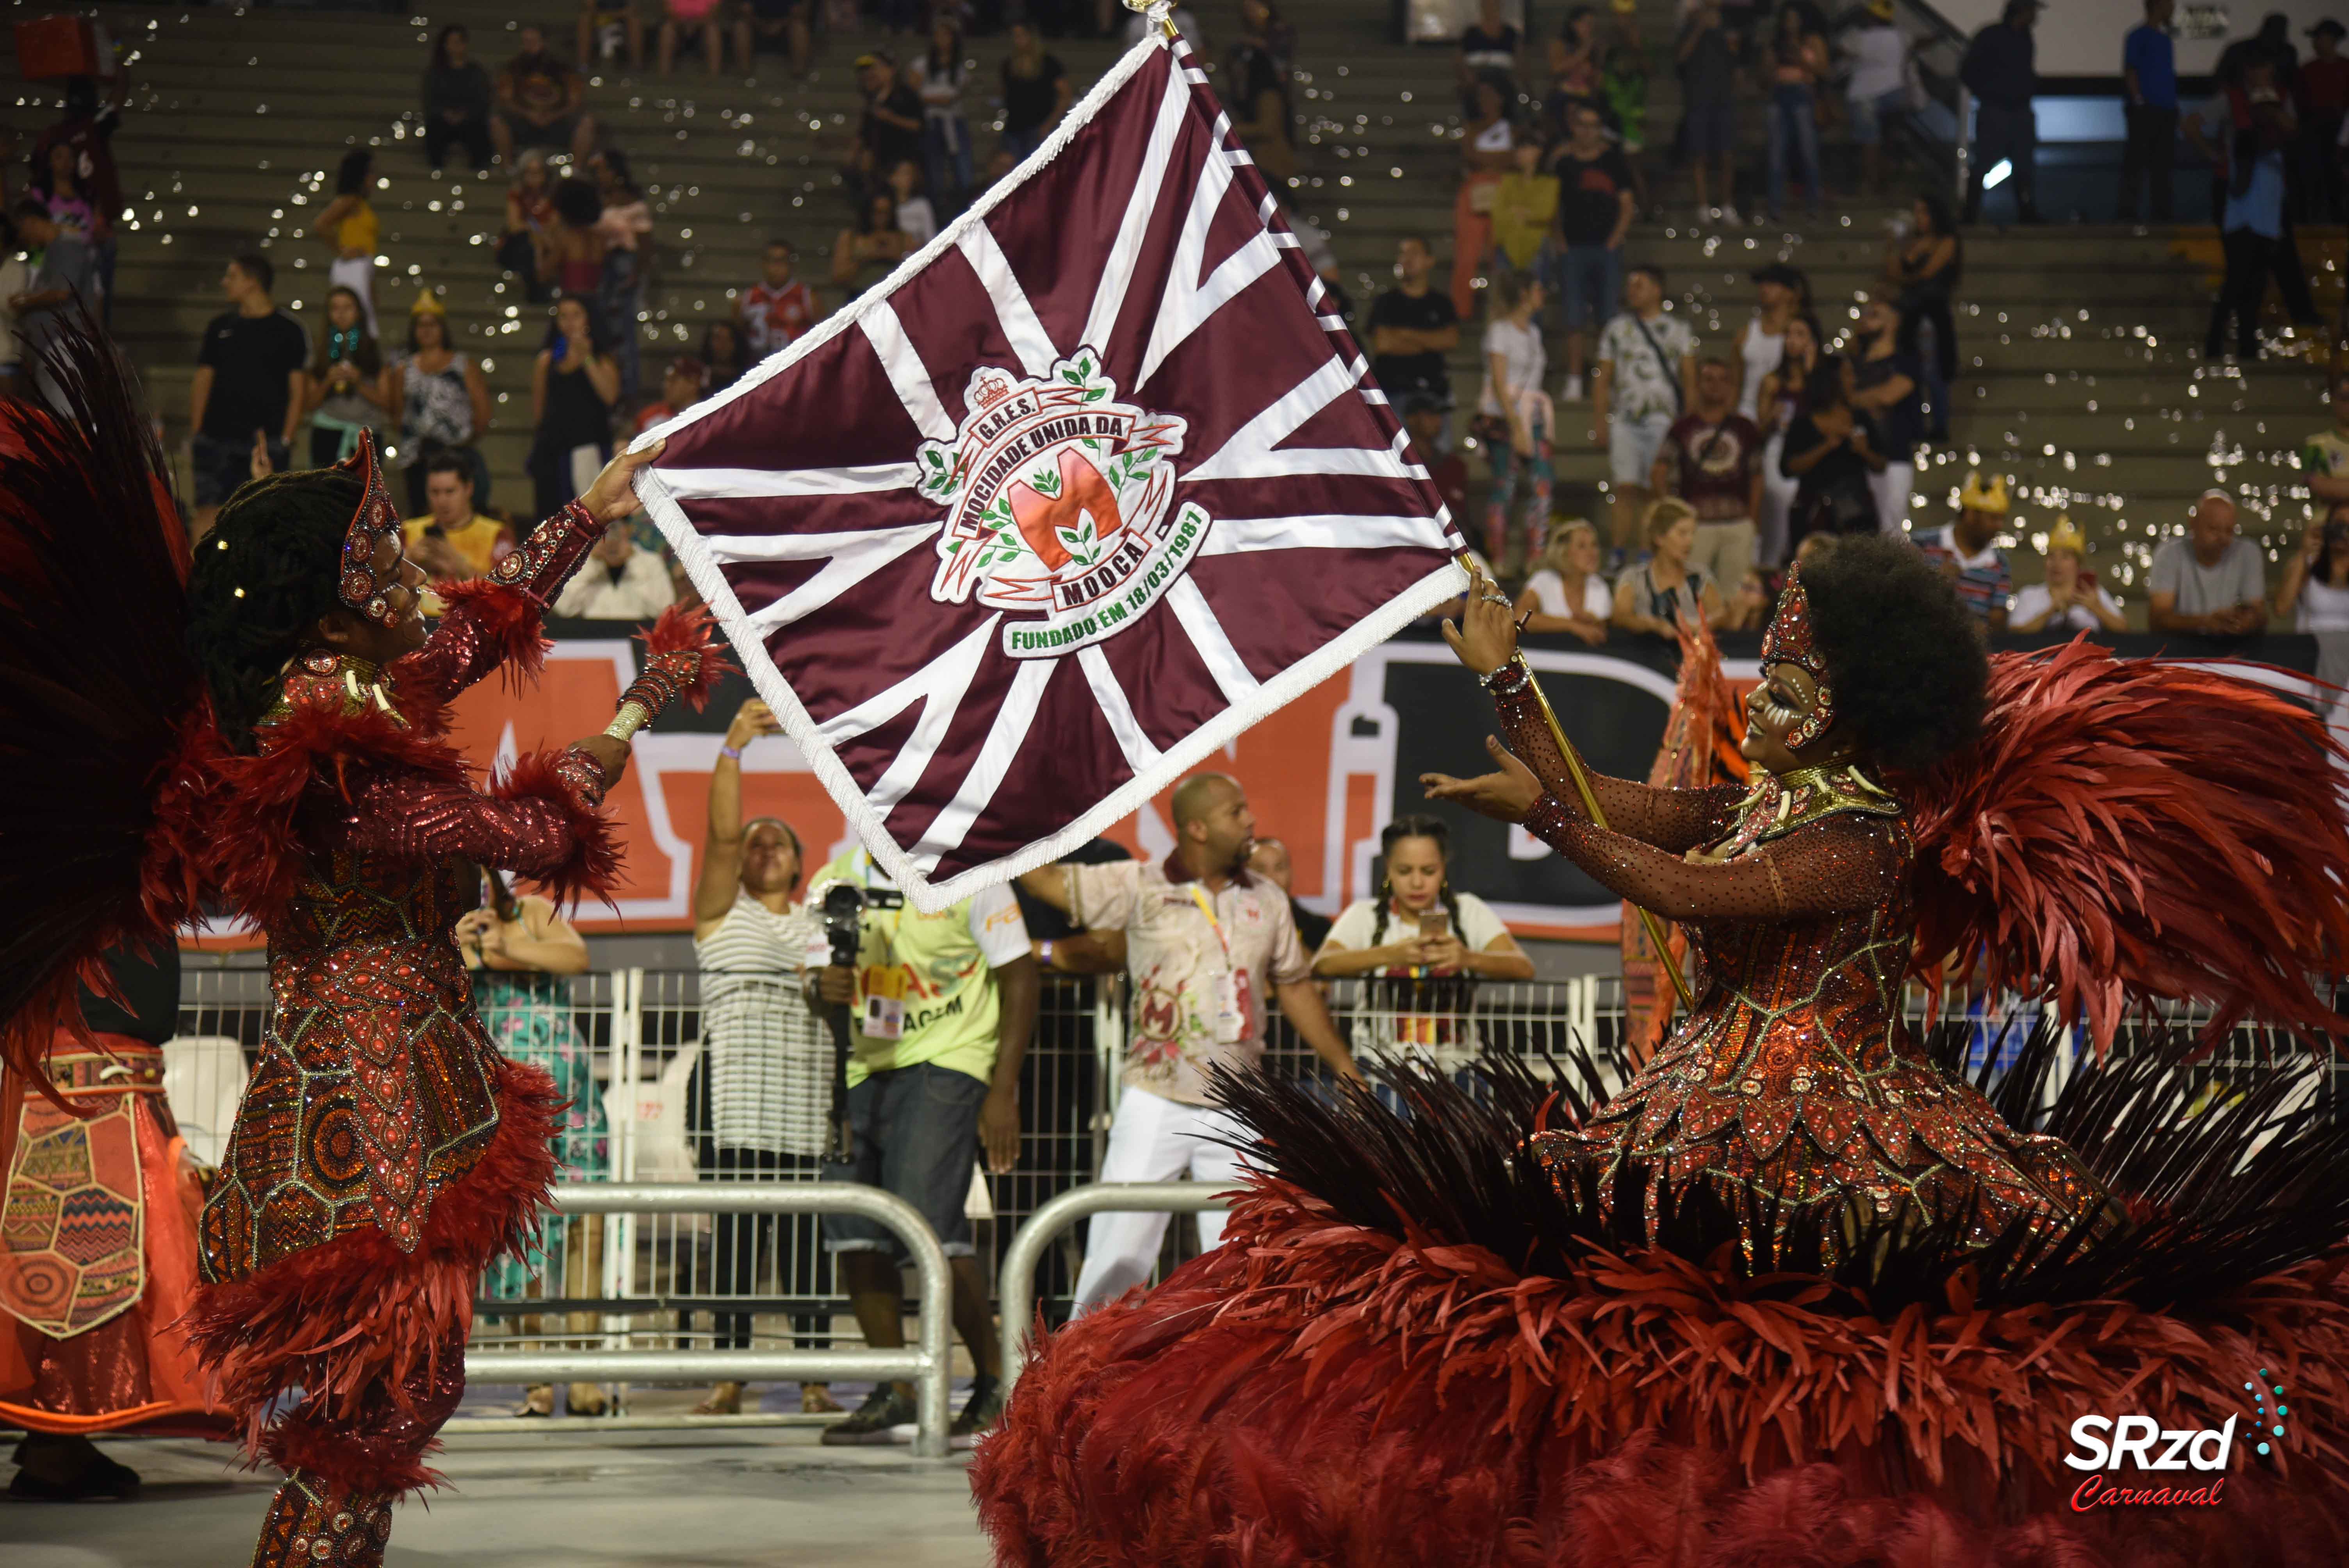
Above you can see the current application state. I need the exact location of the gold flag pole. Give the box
[1453,556,1693,1014]
[1127,0,1181,41]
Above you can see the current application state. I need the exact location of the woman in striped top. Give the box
[692,699,835,1415]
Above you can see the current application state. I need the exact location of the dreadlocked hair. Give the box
[1799,532,1989,775]
[185,468,365,753]
[1368,814,1465,947]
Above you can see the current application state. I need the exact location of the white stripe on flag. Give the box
[1080,64,1194,356]
[657,463,921,500]
[1137,134,1282,387]
[1183,354,1367,483]
[1165,578,1261,706]
[716,522,944,633]
[857,301,957,443]
[817,614,1000,819]
[909,658,1057,867]
[957,223,1060,380]
[1196,515,1455,557]
[1076,645,1164,774]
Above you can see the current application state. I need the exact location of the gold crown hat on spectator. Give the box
[2044,516,2088,557]
[1960,471,2010,513]
[408,289,448,317]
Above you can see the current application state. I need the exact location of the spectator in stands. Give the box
[1652,356,1763,589]
[1451,79,1517,318]
[1016,774,1358,1319]
[1842,0,1911,198]
[1245,837,1330,952]
[633,354,706,435]
[831,190,911,296]
[1313,818,1532,984]
[556,518,677,618]
[401,450,515,583]
[887,157,939,246]
[33,139,99,249]
[1720,567,1773,630]
[1403,392,1469,517]
[1884,192,1960,440]
[1460,0,1523,112]
[8,199,99,410]
[530,293,622,521]
[740,0,810,76]
[738,239,819,359]
[590,148,652,398]
[1227,1,1297,184]
[1601,0,1651,163]
[499,150,559,301]
[1547,103,1636,405]
[2119,0,2180,222]
[1916,470,2012,631]
[493,25,599,167]
[2276,507,2349,629]
[301,285,388,468]
[387,292,493,514]
[579,0,645,72]
[849,52,925,204]
[692,699,836,1418]
[1613,497,1723,636]
[701,317,753,390]
[311,150,380,334]
[539,178,609,303]
[1780,368,1884,544]
[1476,273,1553,573]
[1488,141,1558,289]
[913,19,974,217]
[2148,488,2267,635]
[2192,57,2294,362]
[1592,263,1697,559]
[422,25,495,173]
[1961,0,2043,223]
[2010,517,2126,633]
[1369,235,1461,418]
[1734,263,1801,422]
[810,840,1037,1445]
[2297,20,2349,222]
[1544,7,1607,141]
[1844,295,1924,532]
[1515,518,1612,644]
[999,25,1072,162]
[187,251,307,536]
[32,73,125,318]
[1755,310,1827,563]
[658,0,733,77]
[2301,370,2349,505]
[1766,3,1829,221]
[1677,0,1743,224]
[0,213,30,401]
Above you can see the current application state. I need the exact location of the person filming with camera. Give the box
[804,843,1038,1446]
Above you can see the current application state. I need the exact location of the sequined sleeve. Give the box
[327,749,611,882]
[391,501,604,703]
[1490,664,1742,853]
[1518,794,1905,923]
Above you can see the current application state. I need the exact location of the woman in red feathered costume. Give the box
[977,536,2349,1567]
[0,324,721,1568]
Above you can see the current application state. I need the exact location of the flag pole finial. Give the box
[1123,0,1180,42]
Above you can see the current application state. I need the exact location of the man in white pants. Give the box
[1018,773,1361,1313]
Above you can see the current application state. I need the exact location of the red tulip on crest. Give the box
[1007,447,1123,570]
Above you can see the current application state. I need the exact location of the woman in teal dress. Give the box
[459,867,608,1416]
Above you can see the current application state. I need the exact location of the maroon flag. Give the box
[633,31,1464,910]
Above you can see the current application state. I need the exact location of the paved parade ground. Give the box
[4,1419,992,1567]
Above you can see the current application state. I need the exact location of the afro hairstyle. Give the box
[1796,532,1989,775]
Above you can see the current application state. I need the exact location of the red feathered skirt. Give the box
[975,1180,2349,1568]
[0,1030,232,1438]
[178,1054,559,1500]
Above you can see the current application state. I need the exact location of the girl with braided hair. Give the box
[0,322,723,1568]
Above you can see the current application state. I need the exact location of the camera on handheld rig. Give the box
[815,877,903,1162]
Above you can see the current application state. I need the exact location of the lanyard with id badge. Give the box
[858,880,910,1041]
[1186,885,1251,1044]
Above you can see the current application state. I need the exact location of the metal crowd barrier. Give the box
[461,1182,955,1458]
[997,1182,1230,1393]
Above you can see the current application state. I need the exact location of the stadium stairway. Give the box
[6,0,2330,610]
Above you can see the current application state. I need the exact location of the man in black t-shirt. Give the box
[189,252,309,535]
[1367,235,1461,434]
[1545,104,1638,401]
[849,53,925,200]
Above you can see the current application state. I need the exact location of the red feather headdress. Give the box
[1906,637,2349,1053]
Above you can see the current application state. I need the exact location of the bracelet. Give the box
[718,743,743,761]
[1039,939,1055,969]
[604,699,654,741]
[1480,659,1529,693]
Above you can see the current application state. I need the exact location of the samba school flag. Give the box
[631,23,1464,911]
